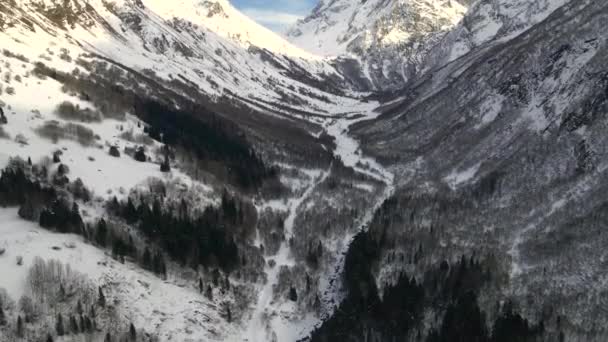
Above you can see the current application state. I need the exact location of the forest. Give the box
[106,191,248,271]
[33,61,277,190]
[135,99,276,189]
[310,211,547,342]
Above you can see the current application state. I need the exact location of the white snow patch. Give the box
[445,163,481,189]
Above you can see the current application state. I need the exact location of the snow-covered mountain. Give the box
[1,0,608,341]
[0,0,376,119]
[287,0,470,89]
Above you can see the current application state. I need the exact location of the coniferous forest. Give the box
[311,230,544,342]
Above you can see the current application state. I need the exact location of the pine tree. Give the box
[129,323,137,341]
[0,107,7,124]
[134,147,147,162]
[224,276,231,291]
[77,300,83,315]
[226,305,232,323]
[142,248,152,270]
[95,219,107,247]
[212,269,220,287]
[84,316,93,332]
[70,315,79,334]
[59,283,66,300]
[206,285,213,301]
[199,278,203,293]
[289,287,298,302]
[109,146,120,158]
[56,313,65,336]
[98,286,106,307]
[16,315,23,337]
[160,154,171,172]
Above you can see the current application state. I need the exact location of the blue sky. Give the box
[231,0,317,32]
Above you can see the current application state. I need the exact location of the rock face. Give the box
[287,0,469,89]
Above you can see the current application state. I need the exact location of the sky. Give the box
[231,0,317,33]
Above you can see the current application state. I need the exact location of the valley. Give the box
[0,0,607,341]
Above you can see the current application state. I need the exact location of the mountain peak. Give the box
[286,0,468,58]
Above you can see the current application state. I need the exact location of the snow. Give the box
[143,0,322,60]
[245,168,329,342]
[521,96,550,132]
[475,94,505,129]
[287,0,467,58]
[445,163,481,189]
[0,50,214,200]
[0,208,235,340]
[447,0,570,63]
[0,0,370,122]
[324,115,394,184]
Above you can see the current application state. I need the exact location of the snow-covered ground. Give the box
[0,51,212,201]
[0,208,235,341]
[241,104,396,341]
[245,169,329,342]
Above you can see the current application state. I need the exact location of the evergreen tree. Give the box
[125,198,138,224]
[226,304,232,323]
[0,107,7,124]
[0,306,5,326]
[84,316,93,332]
[289,287,298,302]
[199,278,203,294]
[212,269,221,287]
[160,154,171,172]
[77,300,83,315]
[95,219,108,247]
[56,313,65,336]
[109,146,120,158]
[70,315,79,334]
[16,315,23,337]
[134,147,147,162]
[129,323,137,341]
[206,285,213,301]
[98,286,106,307]
[142,248,152,270]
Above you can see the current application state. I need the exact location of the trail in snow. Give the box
[244,169,330,342]
[242,110,395,341]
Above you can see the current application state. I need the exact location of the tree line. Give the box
[310,231,545,342]
[106,191,246,271]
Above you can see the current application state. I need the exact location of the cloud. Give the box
[240,8,303,29]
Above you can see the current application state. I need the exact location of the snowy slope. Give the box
[0,208,236,341]
[287,0,466,57]
[0,0,374,119]
[0,55,209,201]
[144,0,321,60]
[433,0,571,65]
[286,0,468,89]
